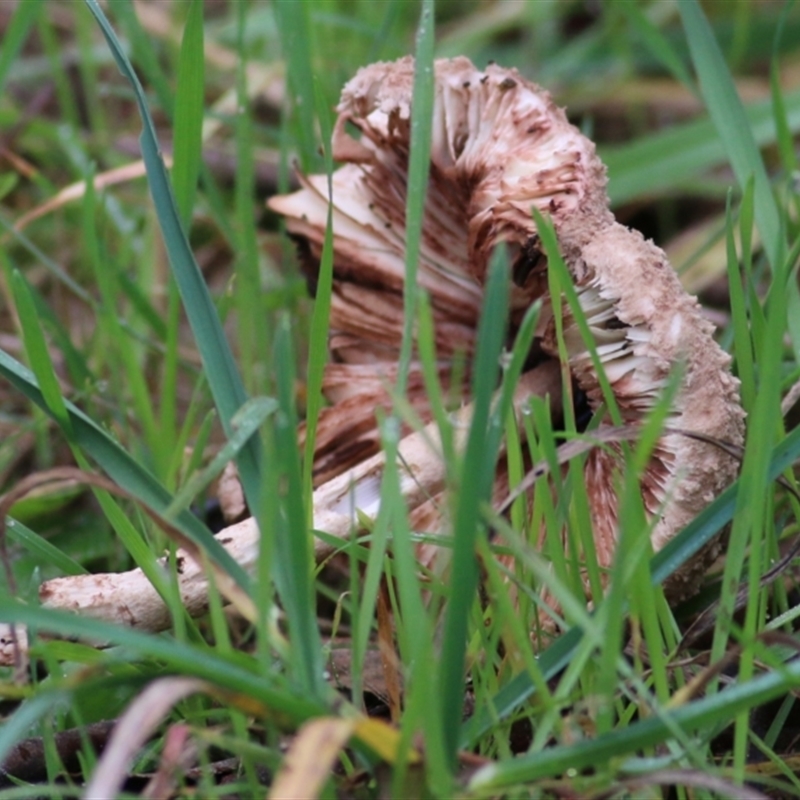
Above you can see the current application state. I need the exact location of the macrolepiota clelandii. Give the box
[269,55,745,606]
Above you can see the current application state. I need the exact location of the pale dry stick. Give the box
[11,158,171,233]
[0,363,561,666]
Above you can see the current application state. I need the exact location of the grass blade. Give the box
[271,316,325,695]
[461,421,800,746]
[600,89,800,207]
[0,346,248,587]
[172,0,205,226]
[396,0,435,395]
[469,648,800,789]
[439,248,510,766]
[272,0,320,173]
[678,0,785,271]
[83,0,265,565]
[302,78,335,518]
[10,270,72,437]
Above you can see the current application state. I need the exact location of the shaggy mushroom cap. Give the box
[268,56,745,599]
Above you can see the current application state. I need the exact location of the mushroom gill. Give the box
[268,56,745,602]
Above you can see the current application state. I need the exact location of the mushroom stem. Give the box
[0,364,561,665]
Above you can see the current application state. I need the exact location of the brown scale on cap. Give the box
[269,56,745,605]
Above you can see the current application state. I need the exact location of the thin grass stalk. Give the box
[272,0,319,174]
[82,174,160,464]
[469,646,800,790]
[376,427,445,794]
[600,89,800,208]
[438,250,510,767]
[171,0,204,227]
[110,0,174,119]
[0,602,326,727]
[726,188,756,414]
[162,0,203,455]
[711,212,787,780]
[38,13,81,131]
[233,0,267,397]
[395,0,434,396]
[302,78,335,519]
[679,2,787,280]
[463,419,800,746]
[0,344,248,584]
[272,317,325,695]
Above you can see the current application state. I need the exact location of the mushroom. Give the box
[0,58,745,665]
[268,56,745,601]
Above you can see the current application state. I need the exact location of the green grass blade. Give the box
[5,517,87,577]
[726,187,756,414]
[83,0,264,535]
[536,208,623,427]
[396,0,435,395]
[617,2,697,95]
[0,346,248,587]
[461,421,800,746]
[302,77,335,517]
[108,0,174,118]
[771,62,798,176]
[470,652,800,789]
[81,172,160,458]
[232,0,269,397]
[10,270,72,437]
[678,0,785,272]
[0,216,93,305]
[601,89,800,207]
[439,248,510,766]
[272,0,320,173]
[0,689,72,769]
[0,601,325,744]
[172,0,205,226]
[710,215,788,778]
[271,316,325,695]
[165,397,278,521]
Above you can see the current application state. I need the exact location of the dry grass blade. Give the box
[611,769,771,800]
[376,579,403,723]
[267,717,356,800]
[10,159,164,234]
[669,631,800,708]
[83,677,209,800]
[498,423,748,516]
[141,723,195,800]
